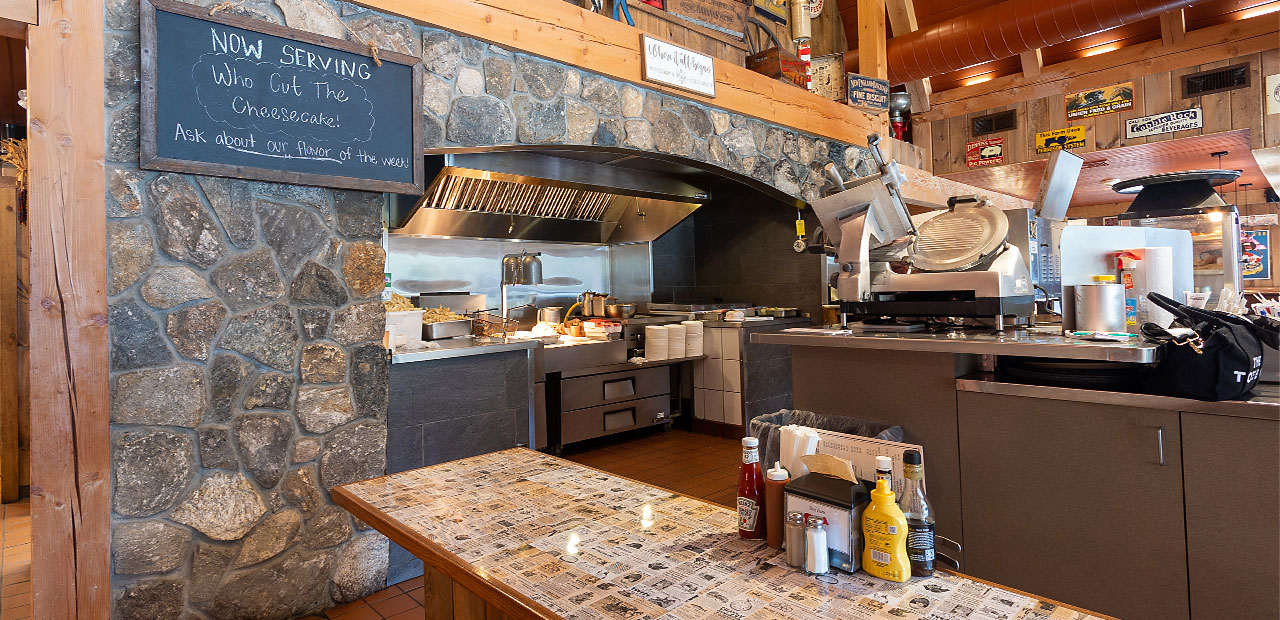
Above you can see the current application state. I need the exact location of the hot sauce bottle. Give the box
[737,437,765,539]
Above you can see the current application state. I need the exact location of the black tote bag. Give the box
[1140,292,1267,401]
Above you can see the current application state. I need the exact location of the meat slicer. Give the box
[812,135,1077,330]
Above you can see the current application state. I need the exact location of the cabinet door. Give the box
[957,392,1188,620]
[1182,412,1280,620]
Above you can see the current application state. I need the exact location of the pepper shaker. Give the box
[784,511,806,568]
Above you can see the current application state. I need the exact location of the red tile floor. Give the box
[310,428,740,619]
[0,500,31,620]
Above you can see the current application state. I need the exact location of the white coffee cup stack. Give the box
[666,323,686,359]
[644,325,669,361]
[681,320,704,356]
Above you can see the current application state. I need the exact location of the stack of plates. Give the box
[667,324,686,359]
[645,325,669,361]
[681,320,704,356]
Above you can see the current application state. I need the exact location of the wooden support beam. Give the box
[884,0,930,112]
[28,0,110,616]
[1020,49,1042,78]
[354,0,878,146]
[1160,10,1186,46]
[919,15,1279,122]
[0,180,16,504]
[857,0,888,80]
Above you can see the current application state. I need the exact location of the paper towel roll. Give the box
[1143,246,1176,328]
[644,325,668,361]
[666,324,686,359]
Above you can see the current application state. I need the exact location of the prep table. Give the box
[334,448,1114,620]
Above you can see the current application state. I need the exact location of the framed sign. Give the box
[966,138,1004,168]
[810,54,845,101]
[753,0,788,23]
[140,0,424,193]
[641,35,716,97]
[846,74,889,110]
[1065,82,1134,120]
[1035,126,1086,154]
[666,0,750,38]
[1125,108,1203,139]
[1243,230,1270,281]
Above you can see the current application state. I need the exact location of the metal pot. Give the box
[537,306,564,324]
[605,303,636,319]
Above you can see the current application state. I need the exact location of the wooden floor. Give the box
[0,501,30,620]
[310,428,739,619]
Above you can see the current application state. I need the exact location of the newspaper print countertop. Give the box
[340,449,1108,620]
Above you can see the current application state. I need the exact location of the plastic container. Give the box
[385,310,425,347]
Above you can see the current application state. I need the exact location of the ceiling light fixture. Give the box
[1083,44,1119,57]
[962,74,993,86]
[1240,1,1280,20]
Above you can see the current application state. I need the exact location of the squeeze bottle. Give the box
[862,470,911,582]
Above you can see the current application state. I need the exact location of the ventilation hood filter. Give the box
[422,167,619,222]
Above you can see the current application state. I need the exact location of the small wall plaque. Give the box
[641,34,717,98]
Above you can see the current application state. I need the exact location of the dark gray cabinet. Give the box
[1181,412,1280,620]
[956,392,1189,620]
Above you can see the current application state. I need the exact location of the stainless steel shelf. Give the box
[752,327,1161,363]
[391,337,539,364]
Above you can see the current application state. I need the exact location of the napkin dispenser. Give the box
[784,473,869,573]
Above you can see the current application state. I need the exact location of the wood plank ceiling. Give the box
[939,129,1267,207]
[836,0,1279,92]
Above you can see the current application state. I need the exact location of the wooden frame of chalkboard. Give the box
[139,0,425,193]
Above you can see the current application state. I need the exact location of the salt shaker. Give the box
[804,516,829,574]
[784,511,806,568]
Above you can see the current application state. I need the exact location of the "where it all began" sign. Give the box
[641,35,716,98]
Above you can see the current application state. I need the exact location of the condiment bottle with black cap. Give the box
[901,449,935,576]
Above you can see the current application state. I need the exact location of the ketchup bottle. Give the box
[738,437,765,539]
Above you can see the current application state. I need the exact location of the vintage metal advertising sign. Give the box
[1035,126,1086,154]
[966,137,1004,168]
[1065,82,1134,120]
[1124,108,1203,139]
[846,74,889,110]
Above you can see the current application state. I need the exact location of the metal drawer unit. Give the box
[561,395,670,444]
[561,366,670,412]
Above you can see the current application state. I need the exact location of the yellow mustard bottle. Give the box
[862,461,911,582]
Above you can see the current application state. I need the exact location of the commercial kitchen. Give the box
[7,0,1279,619]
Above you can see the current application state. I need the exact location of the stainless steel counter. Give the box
[701,316,813,329]
[958,376,1280,421]
[753,326,1160,363]
[390,336,539,364]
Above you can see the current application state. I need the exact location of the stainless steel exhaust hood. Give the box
[390,148,802,244]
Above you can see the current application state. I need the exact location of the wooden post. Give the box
[27,0,111,616]
[0,180,16,503]
[857,0,887,81]
[1160,10,1186,46]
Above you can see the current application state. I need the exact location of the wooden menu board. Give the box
[140,0,424,192]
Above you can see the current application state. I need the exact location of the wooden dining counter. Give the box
[333,448,1114,620]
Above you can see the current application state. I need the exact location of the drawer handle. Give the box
[1157,426,1166,467]
[602,377,636,400]
[603,408,636,432]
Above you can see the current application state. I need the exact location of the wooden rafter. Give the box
[885,0,931,112]
[918,14,1278,122]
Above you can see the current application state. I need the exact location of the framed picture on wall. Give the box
[754,0,788,23]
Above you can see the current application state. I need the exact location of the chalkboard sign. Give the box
[140,0,424,193]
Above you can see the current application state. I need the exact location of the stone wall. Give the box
[104,0,872,618]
